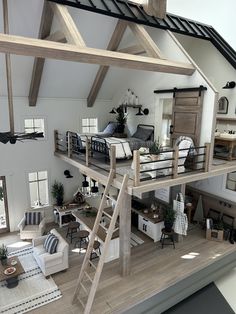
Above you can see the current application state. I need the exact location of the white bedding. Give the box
[94,137,132,159]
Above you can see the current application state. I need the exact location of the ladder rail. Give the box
[72,169,115,304]
[84,174,129,314]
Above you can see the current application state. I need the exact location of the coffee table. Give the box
[0,256,25,288]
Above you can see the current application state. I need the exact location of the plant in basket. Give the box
[51,181,64,206]
[163,208,175,232]
[149,139,161,161]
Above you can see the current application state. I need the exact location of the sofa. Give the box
[32,228,69,277]
[18,211,46,240]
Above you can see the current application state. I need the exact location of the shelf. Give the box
[216,117,236,123]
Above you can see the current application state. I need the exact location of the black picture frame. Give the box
[217,96,229,114]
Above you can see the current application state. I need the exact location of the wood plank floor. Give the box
[1,226,236,313]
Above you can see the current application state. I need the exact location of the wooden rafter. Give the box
[28,1,54,107]
[50,3,86,46]
[2,0,14,133]
[87,20,127,107]
[0,33,195,76]
[118,44,146,55]
[128,22,164,59]
[143,0,167,19]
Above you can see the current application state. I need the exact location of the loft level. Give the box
[54,130,236,195]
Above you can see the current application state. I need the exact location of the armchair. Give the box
[18,211,46,240]
[32,228,69,276]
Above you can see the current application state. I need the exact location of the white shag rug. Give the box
[0,246,62,314]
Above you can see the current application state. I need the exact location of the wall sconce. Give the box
[222,81,236,89]
[64,170,73,178]
[81,174,90,195]
[135,108,149,116]
[109,108,117,114]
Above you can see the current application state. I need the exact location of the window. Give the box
[24,118,45,137]
[226,172,236,191]
[28,171,49,207]
[82,118,98,133]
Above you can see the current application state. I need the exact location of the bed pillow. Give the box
[132,127,153,141]
[102,122,117,135]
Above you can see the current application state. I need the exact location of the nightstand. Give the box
[113,133,127,138]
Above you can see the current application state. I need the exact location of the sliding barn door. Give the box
[171,90,204,146]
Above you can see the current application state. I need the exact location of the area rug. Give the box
[130,232,144,247]
[0,246,62,314]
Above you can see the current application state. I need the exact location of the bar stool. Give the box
[66,221,80,243]
[160,228,175,249]
[74,230,90,252]
[90,240,101,261]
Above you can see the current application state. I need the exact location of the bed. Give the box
[90,124,155,160]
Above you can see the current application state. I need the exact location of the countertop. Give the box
[131,207,163,224]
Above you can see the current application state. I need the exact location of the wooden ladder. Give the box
[72,170,129,313]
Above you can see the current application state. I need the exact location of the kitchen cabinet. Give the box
[138,216,164,242]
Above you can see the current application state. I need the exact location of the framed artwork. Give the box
[155,187,170,204]
[217,96,229,114]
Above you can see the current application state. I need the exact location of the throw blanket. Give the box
[95,137,132,159]
[173,210,188,236]
[175,136,196,156]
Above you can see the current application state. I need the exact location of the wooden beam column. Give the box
[119,192,131,277]
[2,0,14,133]
[143,0,167,19]
[87,20,127,107]
[28,1,54,107]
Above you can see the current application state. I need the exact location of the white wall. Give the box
[0,97,113,231]
[110,28,217,145]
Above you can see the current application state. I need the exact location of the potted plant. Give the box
[0,244,8,265]
[149,140,161,160]
[51,181,64,206]
[116,107,127,133]
[163,208,175,232]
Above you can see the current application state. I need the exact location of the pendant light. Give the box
[81,175,90,196]
[90,179,99,196]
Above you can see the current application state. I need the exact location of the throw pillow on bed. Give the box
[44,233,59,254]
[132,127,153,141]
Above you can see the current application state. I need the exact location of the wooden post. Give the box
[204,142,211,172]
[85,137,89,166]
[133,150,140,186]
[119,192,131,277]
[67,131,72,158]
[110,145,116,178]
[143,0,167,19]
[54,130,58,152]
[172,146,179,179]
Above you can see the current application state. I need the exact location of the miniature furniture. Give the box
[160,228,175,249]
[214,136,236,160]
[90,240,101,261]
[0,256,25,288]
[32,228,69,277]
[18,211,46,240]
[74,230,90,252]
[66,221,80,243]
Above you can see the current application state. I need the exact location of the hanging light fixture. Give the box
[81,175,90,196]
[90,179,99,196]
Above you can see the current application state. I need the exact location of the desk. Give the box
[214,136,236,160]
[54,204,88,228]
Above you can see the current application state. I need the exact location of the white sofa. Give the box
[18,211,46,240]
[32,228,69,277]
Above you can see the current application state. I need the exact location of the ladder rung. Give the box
[102,211,112,219]
[105,194,117,203]
[78,296,85,309]
[99,223,108,231]
[80,281,89,294]
[89,260,97,270]
[113,227,119,233]
[84,271,93,283]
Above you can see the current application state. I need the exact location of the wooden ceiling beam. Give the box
[128,22,164,59]
[143,0,167,19]
[28,1,54,107]
[50,2,86,46]
[87,20,127,107]
[45,31,66,43]
[118,44,145,55]
[2,0,14,133]
[0,33,195,75]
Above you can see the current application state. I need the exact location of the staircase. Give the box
[72,169,129,313]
